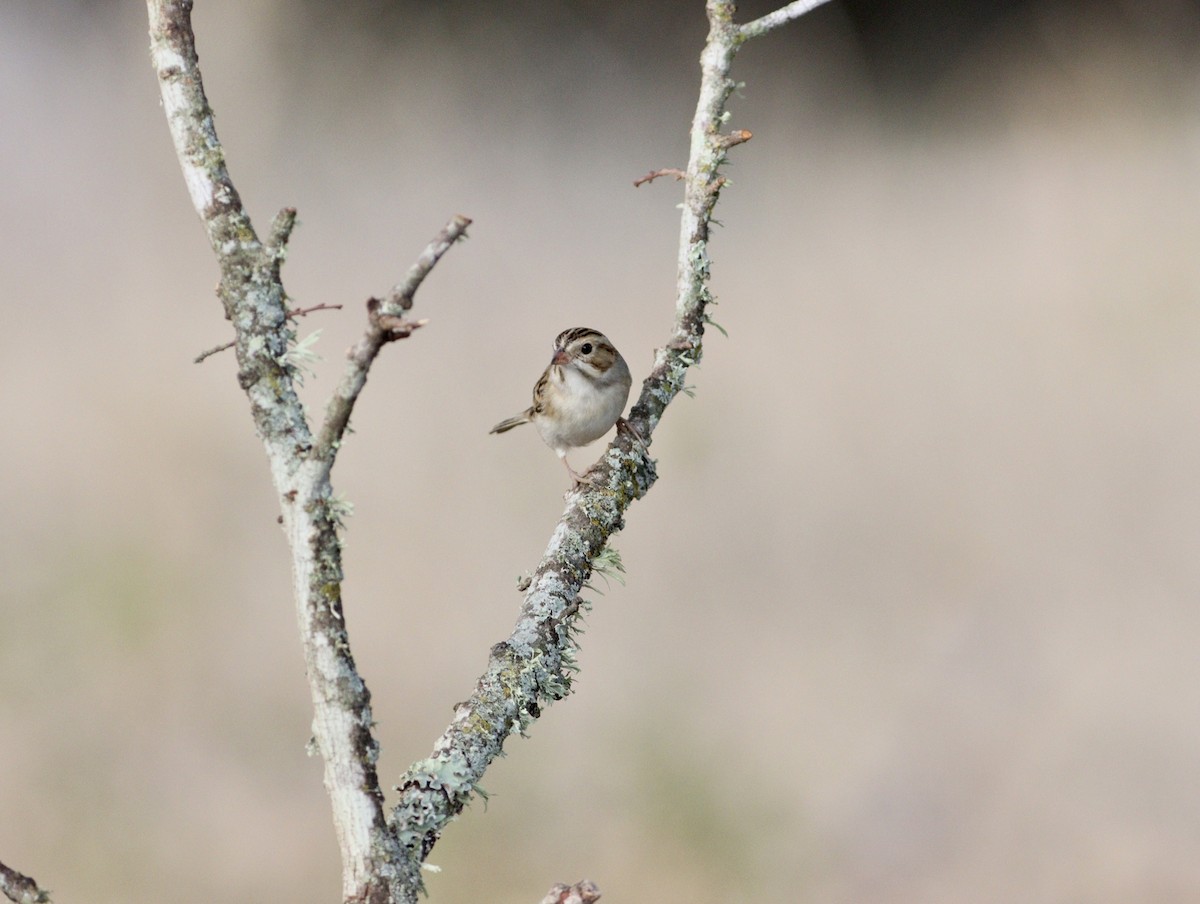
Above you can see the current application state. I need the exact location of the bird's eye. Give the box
[580,343,593,354]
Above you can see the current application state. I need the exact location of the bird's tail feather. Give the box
[489,412,532,434]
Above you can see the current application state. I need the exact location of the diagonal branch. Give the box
[739,0,837,39]
[388,1,824,886]
[147,0,255,254]
[0,859,49,904]
[148,0,297,408]
[312,214,472,469]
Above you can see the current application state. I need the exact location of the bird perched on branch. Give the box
[490,327,633,485]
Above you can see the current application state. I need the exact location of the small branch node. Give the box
[267,206,298,252]
[716,128,753,149]
[373,308,429,341]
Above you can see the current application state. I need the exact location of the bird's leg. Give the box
[559,451,589,488]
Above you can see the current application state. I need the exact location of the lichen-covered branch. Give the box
[388,0,821,889]
[147,3,455,902]
[390,451,655,883]
[0,859,49,904]
[146,0,247,250]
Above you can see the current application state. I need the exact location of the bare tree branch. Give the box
[739,0,836,39]
[146,0,254,258]
[0,859,50,904]
[312,214,472,468]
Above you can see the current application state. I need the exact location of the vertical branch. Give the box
[147,3,406,901]
[629,0,756,436]
[147,0,296,430]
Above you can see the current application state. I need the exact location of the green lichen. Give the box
[326,493,355,530]
[703,314,728,337]
[281,328,322,385]
[591,542,626,587]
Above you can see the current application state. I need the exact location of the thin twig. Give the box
[739,0,836,39]
[193,303,345,364]
[290,302,344,318]
[193,338,236,364]
[383,214,473,311]
[311,214,471,466]
[633,167,686,187]
[0,859,50,904]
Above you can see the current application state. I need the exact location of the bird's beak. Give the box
[551,349,570,367]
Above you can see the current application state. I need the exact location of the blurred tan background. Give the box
[3,0,1200,901]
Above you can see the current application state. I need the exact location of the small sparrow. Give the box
[490,327,633,485]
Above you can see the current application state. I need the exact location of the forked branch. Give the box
[148,2,462,901]
[145,1,828,902]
